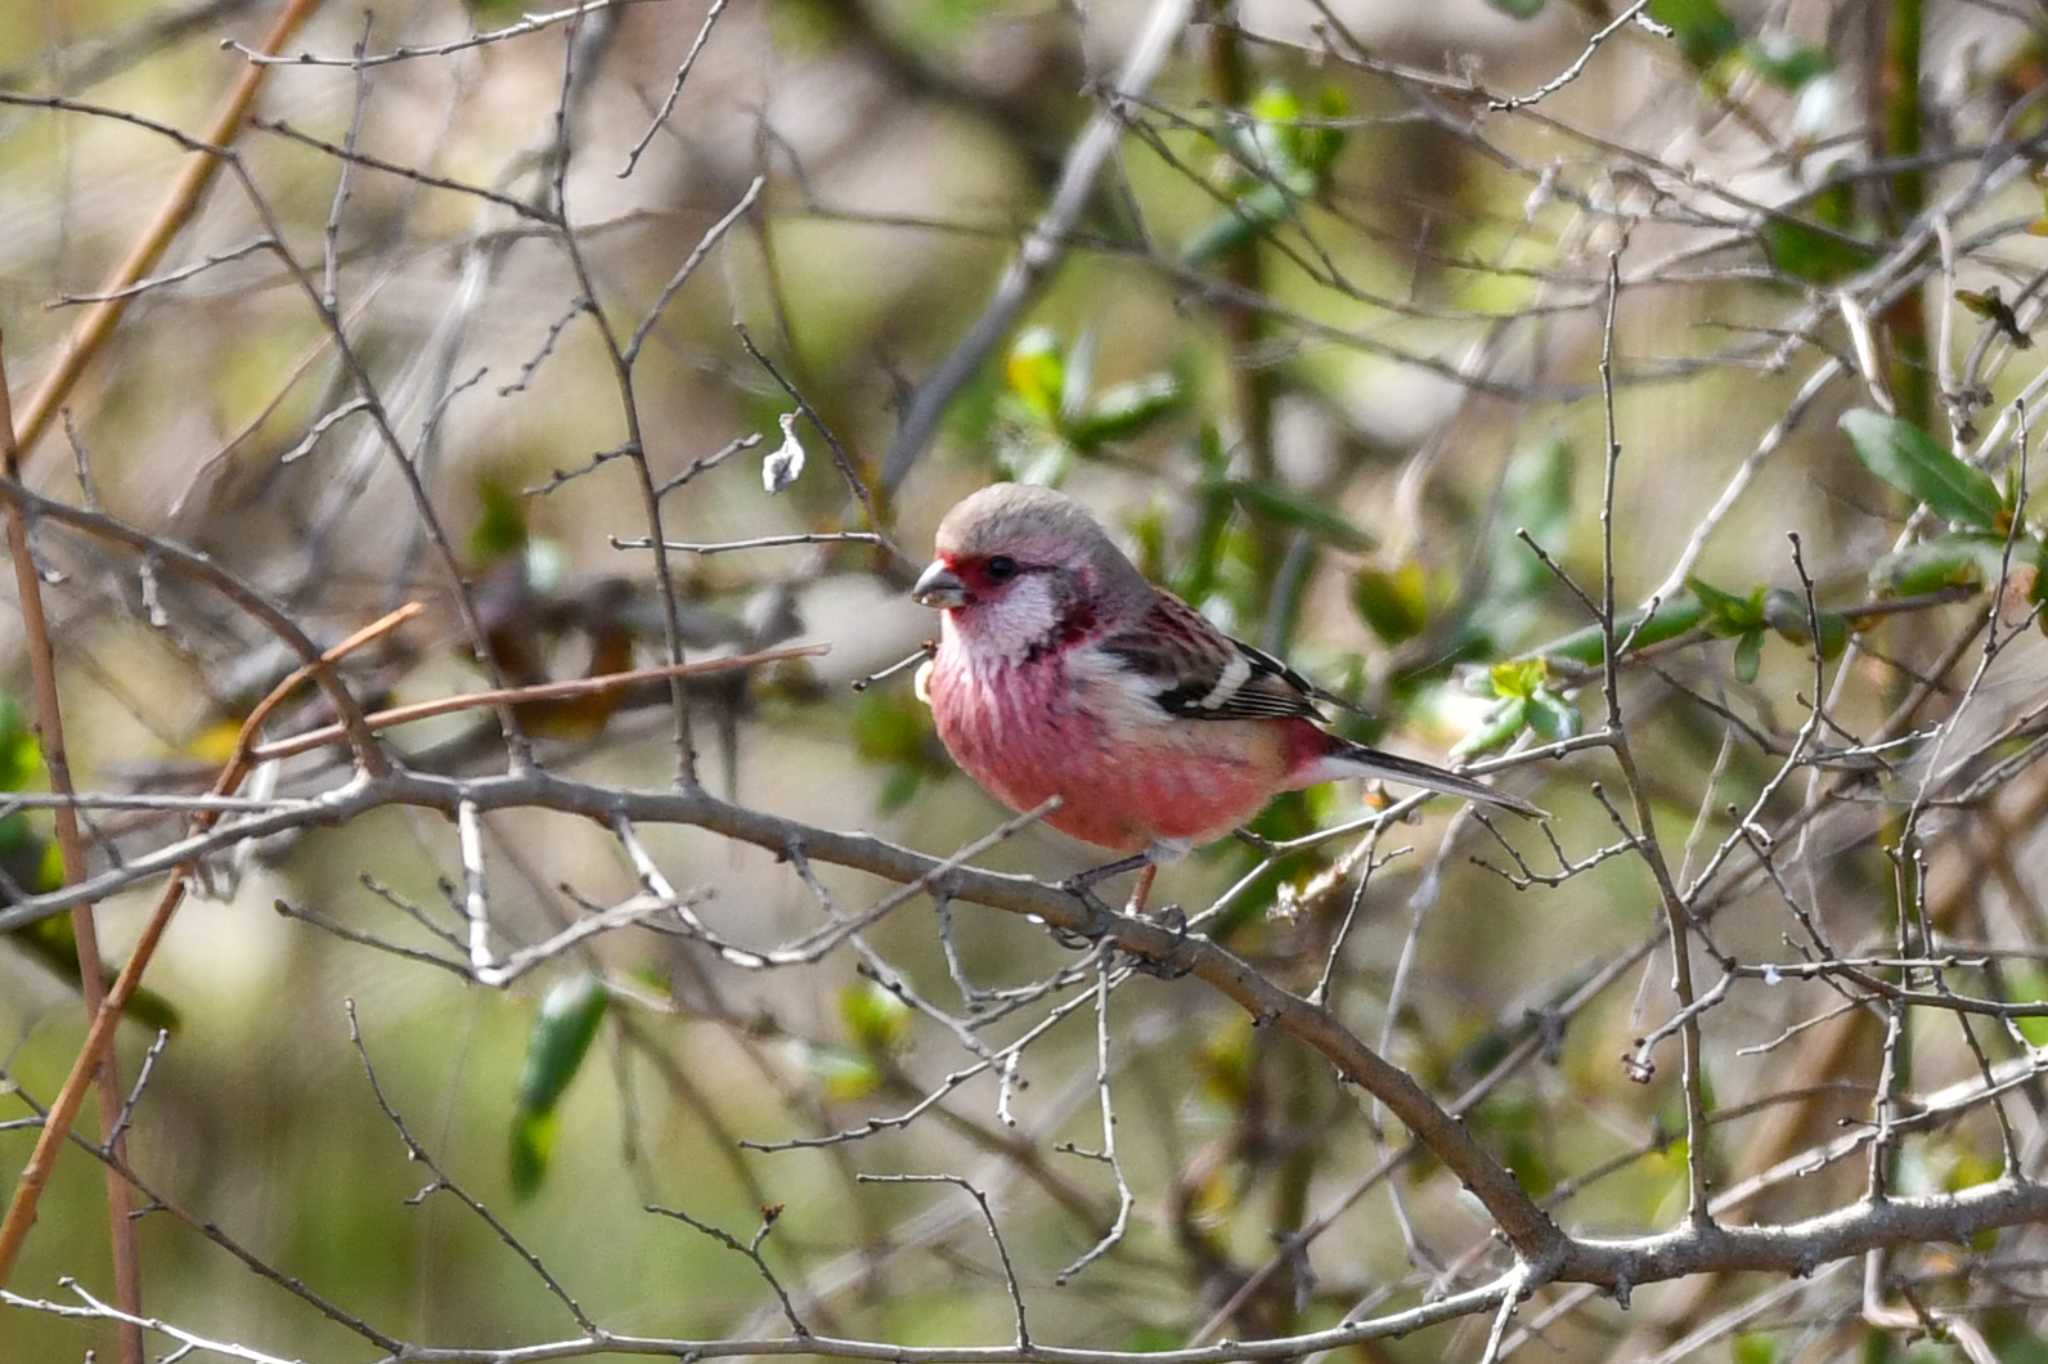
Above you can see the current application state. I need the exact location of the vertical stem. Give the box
[1879,0,1929,430]
[0,340,144,1364]
[1875,0,1925,1223]
[1205,8,1281,582]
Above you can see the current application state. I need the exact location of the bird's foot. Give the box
[1051,877,1118,947]
[1128,903,1196,979]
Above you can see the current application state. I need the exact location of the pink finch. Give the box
[911,485,1544,870]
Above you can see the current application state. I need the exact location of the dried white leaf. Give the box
[761,411,805,494]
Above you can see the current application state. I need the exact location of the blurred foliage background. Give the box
[4,0,2048,1360]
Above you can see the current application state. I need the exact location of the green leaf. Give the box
[1471,1097,1556,1198]
[1761,589,1848,656]
[1122,1326,1186,1353]
[876,765,923,813]
[852,690,929,766]
[1867,534,2034,595]
[1182,182,1295,266]
[1650,0,1741,67]
[1246,82,1306,174]
[468,478,529,567]
[1527,593,1707,665]
[1195,1015,1255,1108]
[0,694,43,792]
[1688,577,1763,635]
[1353,562,1430,645]
[1212,479,1375,550]
[1493,438,1573,600]
[1487,0,1548,16]
[1761,217,1878,285]
[1294,84,1349,177]
[1068,374,1184,448]
[1732,1333,1781,1364]
[1732,628,1764,683]
[1955,287,2033,350]
[805,1044,882,1101]
[1526,689,1582,742]
[510,973,608,1197]
[1740,33,1830,89]
[997,434,1075,487]
[1452,697,1529,759]
[9,915,183,1034]
[839,980,911,1053]
[1841,408,2005,530]
[516,974,608,1114]
[508,1110,558,1200]
[1489,656,1549,701]
[1004,328,1065,426]
[2009,965,2048,1047]
[1172,440,1233,604]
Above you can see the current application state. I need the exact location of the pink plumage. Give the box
[912,485,1542,857]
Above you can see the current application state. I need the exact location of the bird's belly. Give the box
[927,654,1280,853]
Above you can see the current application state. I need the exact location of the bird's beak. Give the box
[912,560,969,609]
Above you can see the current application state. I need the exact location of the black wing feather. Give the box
[1100,597,1328,722]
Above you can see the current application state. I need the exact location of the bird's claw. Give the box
[1129,904,1195,979]
[1051,876,1117,947]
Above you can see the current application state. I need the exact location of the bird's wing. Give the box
[1099,592,1329,722]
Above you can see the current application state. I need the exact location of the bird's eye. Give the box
[984,555,1019,583]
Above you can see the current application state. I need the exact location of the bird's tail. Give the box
[1318,739,1548,819]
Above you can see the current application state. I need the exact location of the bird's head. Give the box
[913,485,1146,659]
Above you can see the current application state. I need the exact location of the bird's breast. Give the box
[922,641,1289,853]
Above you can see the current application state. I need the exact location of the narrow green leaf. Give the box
[1650,0,1741,67]
[508,1110,558,1199]
[509,973,608,1197]
[1452,697,1529,759]
[1731,1332,1781,1364]
[469,478,529,566]
[876,765,923,813]
[1868,534,2043,596]
[1527,593,1707,665]
[1004,328,1065,426]
[1955,287,2033,350]
[1486,0,1547,16]
[1732,629,1764,683]
[1492,437,1573,602]
[1182,182,1294,266]
[0,694,41,792]
[1840,408,2005,530]
[1213,479,1375,550]
[1068,374,1184,448]
[2006,964,2048,1048]
[805,1044,882,1101]
[1527,689,1582,741]
[11,915,182,1033]
[516,975,608,1114]
[1299,85,1350,175]
[1688,577,1763,635]
[840,980,911,1053]
[1760,218,1878,285]
[1740,34,1830,90]
[1353,562,1430,645]
[1761,589,1848,656]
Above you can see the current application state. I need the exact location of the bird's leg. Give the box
[1125,863,1158,917]
[1052,851,1152,946]
[1061,851,1154,896]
